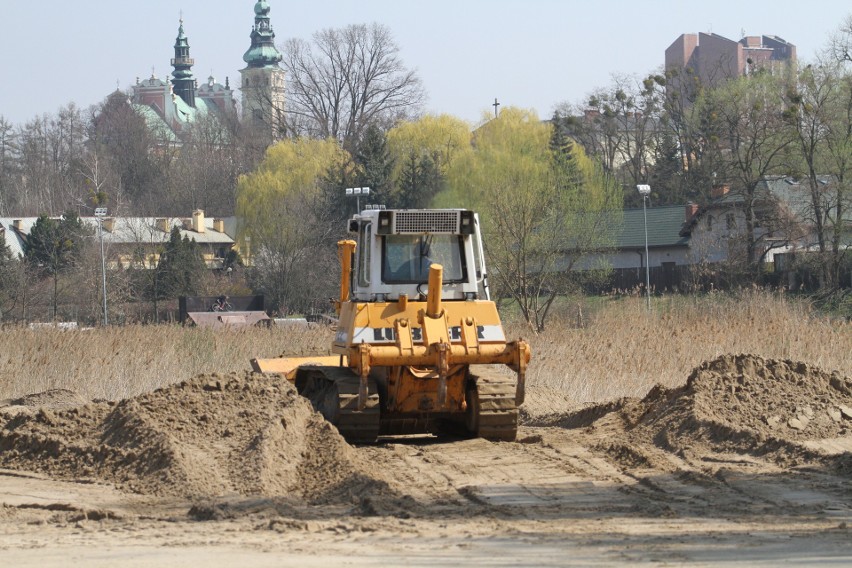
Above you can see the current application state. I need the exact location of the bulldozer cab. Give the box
[348,209,490,302]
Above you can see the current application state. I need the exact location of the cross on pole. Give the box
[493,98,501,118]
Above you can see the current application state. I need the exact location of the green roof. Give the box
[131,104,179,143]
[617,205,690,249]
[243,0,283,68]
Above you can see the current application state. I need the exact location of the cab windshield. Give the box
[382,234,466,284]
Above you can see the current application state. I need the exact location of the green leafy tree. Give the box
[819,64,852,291]
[439,108,621,332]
[386,114,470,207]
[237,138,351,314]
[782,20,852,291]
[387,114,472,172]
[24,212,92,319]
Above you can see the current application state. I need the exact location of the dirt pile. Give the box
[0,372,389,502]
[642,354,851,450]
[0,389,89,416]
[540,354,852,469]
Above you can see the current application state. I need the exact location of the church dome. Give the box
[254,1,271,16]
[243,0,282,68]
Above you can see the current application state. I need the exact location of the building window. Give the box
[726,213,736,230]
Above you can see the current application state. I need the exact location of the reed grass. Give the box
[0,324,331,401]
[515,289,851,404]
[1,290,849,404]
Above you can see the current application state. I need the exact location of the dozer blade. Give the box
[250,355,342,380]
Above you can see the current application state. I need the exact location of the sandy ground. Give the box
[1,355,851,566]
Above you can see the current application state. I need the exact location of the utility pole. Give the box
[636,185,651,311]
[94,207,108,325]
[493,98,501,118]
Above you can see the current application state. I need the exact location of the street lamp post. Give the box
[636,185,651,311]
[94,207,108,325]
[344,187,371,214]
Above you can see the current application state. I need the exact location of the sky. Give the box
[0,0,849,126]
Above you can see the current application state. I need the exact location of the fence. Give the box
[605,265,691,293]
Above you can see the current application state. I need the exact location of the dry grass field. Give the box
[520,289,852,404]
[0,290,849,404]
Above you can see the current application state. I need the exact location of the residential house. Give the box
[0,210,244,269]
[680,177,851,268]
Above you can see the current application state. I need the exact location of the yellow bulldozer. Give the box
[252,209,530,443]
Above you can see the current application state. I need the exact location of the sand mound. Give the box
[0,372,389,502]
[551,354,852,469]
[641,354,852,447]
[0,389,89,416]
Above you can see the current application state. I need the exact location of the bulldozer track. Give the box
[467,368,519,442]
[297,366,381,444]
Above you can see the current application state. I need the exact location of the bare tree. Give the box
[281,23,425,148]
[783,61,847,288]
[558,74,671,206]
[830,14,852,64]
[0,117,18,215]
[89,92,171,212]
[247,192,341,315]
[169,113,252,215]
[699,72,796,275]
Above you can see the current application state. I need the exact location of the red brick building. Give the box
[665,32,796,96]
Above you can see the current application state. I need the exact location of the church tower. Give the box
[171,18,196,107]
[240,1,285,130]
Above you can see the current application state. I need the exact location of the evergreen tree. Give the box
[155,227,205,301]
[647,132,685,206]
[354,124,395,207]
[0,231,14,319]
[549,112,582,193]
[396,150,444,209]
[24,211,92,319]
[318,151,360,222]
